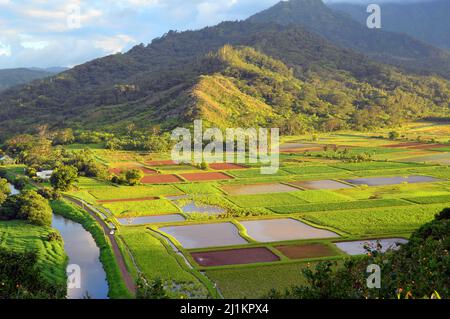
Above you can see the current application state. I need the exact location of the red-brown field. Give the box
[141,174,183,184]
[97,197,159,203]
[181,172,233,181]
[209,163,247,170]
[276,243,337,260]
[192,247,280,267]
[140,167,158,174]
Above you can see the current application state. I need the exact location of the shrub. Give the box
[50,166,78,191]
[47,232,63,242]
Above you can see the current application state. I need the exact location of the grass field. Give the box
[0,220,67,286]
[228,193,308,207]
[270,198,413,214]
[300,204,449,235]
[89,185,182,200]
[119,227,209,298]
[206,263,312,298]
[102,199,179,217]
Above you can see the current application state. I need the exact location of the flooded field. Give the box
[240,218,339,242]
[177,201,225,215]
[117,214,186,225]
[222,183,299,195]
[344,175,439,187]
[290,180,352,190]
[160,222,248,249]
[335,238,408,255]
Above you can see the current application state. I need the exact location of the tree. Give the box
[388,131,400,140]
[0,191,52,227]
[18,191,53,227]
[136,277,168,299]
[125,169,144,186]
[50,166,78,191]
[0,178,10,205]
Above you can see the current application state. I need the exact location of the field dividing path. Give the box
[63,195,137,295]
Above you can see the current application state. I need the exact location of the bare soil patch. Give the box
[141,174,183,184]
[181,172,233,181]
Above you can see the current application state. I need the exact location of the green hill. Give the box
[0,18,448,140]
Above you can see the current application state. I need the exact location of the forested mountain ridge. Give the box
[0,68,54,92]
[329,0,450,51]
[0,16,449,139]
[249,0,450,79]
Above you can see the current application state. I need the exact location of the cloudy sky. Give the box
[0,0,430,69]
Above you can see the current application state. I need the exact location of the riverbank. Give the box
[51,199,133,299]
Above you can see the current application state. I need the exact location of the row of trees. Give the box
[0,190,53,227]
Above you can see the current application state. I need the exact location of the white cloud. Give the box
[94,34,136,54]
[0,41,11,57]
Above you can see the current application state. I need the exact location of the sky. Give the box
[0,0,433,69]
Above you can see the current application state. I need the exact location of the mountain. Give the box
[29,67,70,74]
[248,0,450,79]
[328,0,450,51]
[0,18,448,140]
[0,67,68,92]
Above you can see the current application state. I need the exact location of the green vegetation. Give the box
[282,166,345,175]
[406,195,450,205]
[269,208,450,299]
[50,166,78,191]
[331,161,423,171]
[228,193,307,208]
[50,199,131,298]
[0,191,53,227]
[270,198,412,214]
[103,199,179,217]
[300,204,449,235]
[291,190,352,203]
[0,220,67,298]
[206,263,311,299]
[89,185,182,200]
[120,227,208,298]
[175,183,221,195]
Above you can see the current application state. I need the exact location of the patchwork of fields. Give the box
[63,129,450,298]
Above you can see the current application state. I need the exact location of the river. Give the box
[8,183,109,299]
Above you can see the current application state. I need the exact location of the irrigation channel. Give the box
[8,183,109,299]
